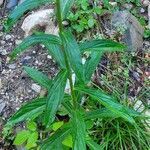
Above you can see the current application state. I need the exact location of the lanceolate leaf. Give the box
[41,124,71,149]
[44,70,67,126]
[7,95,71,127]
[7,98,46,126]
[24,66,52,89]
[85,108,116,120]
[85,108,141,120]
[10,34,61,59]
[60,30,85,82]
[84,52,103,82]
[71,110,86,150]
[45,43,66,68]
[60,0,74,19]
[4,0,53,31]
[79,39,126,53]
[75,86,135,124]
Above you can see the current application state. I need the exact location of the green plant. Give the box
[67,0,107,34]
[3,0,150,149]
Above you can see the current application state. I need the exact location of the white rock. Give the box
[21,9,58,37]
[142,0,150,6]
[47,55,52,59]
[0,0,3,6]
[15,39,22,45]
[9,64,16,69]
[31,83,41,93]
[5,34,12,40]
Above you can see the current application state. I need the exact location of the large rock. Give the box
[112,11,144,51]
[21,9,58,37]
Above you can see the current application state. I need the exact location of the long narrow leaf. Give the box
[4,0,53,31]
[24,66,52,89]
[45,43,66,68]
[60,0,74,19]
[71,111,86,150]
[41,124,71,149]
[44,70,68,126]
[85,108,141,120]
[85,108,116,120]
[60,30,85,82]
[10,34,61,59]
[75,86,135,124]
[79,39,126,53]
[6,95,71,127]
[7,98,46,126]
[84,51,103,82]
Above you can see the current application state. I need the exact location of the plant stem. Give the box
[56,0,77,108]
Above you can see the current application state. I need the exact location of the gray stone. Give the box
[31,84,41,93]
[112,11,144,51]
[0,100,5,114]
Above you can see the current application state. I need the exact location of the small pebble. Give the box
[140,8,145,13]
[15,39,22,45]
[5,34,12,40]
[9,64,16,69]
[47,55,52,59]
[31,83,41,93]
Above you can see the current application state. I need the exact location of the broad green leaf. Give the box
[44,70,67,126]
[14,130,30,145]
[71,110,86,150]
[24,66,52,89]
[62,134,73,148]
[45,43,66,68]
[52,121,64,131]
[41,124,71,149]
[26,131,38,149]
[10,34,61,60]
[84,51,103,82]
[4,0,53,31]
[75,86,135,124]
[7,98,46,126]
[26,121,37,131]
[79,39,126,53]
[60,0,74,19]
[86,137,102,150]
[60,30,85,82]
